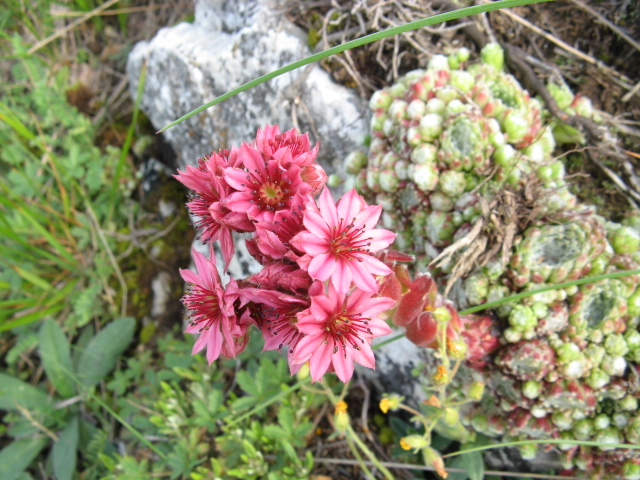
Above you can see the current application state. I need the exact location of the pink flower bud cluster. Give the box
[176,125,401,383]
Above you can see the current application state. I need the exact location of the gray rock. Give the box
[126,0,367,174]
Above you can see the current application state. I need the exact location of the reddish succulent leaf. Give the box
[393,274,437,327]
[405,312,438,348]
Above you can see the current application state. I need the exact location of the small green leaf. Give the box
[0,373,51,412]
[77,317,136,388]
[38,319,75,398]
[0,437,49,480]
[461,451,484,480]
[52,416,79,480]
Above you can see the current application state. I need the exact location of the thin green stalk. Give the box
[345,435,376,480]
[346,424,396,480]
[108,60,147,224]
[158,0,552,133]
[375,268,640,350]
[444,438,640,458]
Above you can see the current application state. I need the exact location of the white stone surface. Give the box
[126,0,367,173]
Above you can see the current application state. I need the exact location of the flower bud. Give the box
[447,338,468,359]
[468,381,485,401]
[400,434,429,451]
[425,395,442,407]
[295,362,310,381]
[443,407,460,426]
[518,443,538,460]
[301,164,328,196]
[450,70,474,93]
[334,401,350,432]
[547,82,574,110]
[432,365,449,385]
[434,306,452,324]
[424,447,448,478]
[379,393,403,413]
[457,47,470,63]
[604,333,630,357]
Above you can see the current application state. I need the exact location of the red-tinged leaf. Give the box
[393,264,412,289]
[393,274,437,327]
[405,312,438,348]
[378,271,402,302]
[385,250,415,263]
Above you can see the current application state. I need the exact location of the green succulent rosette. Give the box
[347,42,640,479]
[508,215,608,288]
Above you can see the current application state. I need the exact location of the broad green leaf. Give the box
[38,319,75,398]
[0,437,49,480]
[77,317,136,388]
[0,373,51,412]
[52,416,79,480]
[461,451,484,480]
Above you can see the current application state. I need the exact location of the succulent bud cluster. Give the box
[348,42,640,478]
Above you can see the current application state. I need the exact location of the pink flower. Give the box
[224,144,312,223]
[290,188,396,294]
[175,151,245,270]
[255,124,319,167]
[180,247,245,363]
[293,282,395,382]
[246,192,310,263]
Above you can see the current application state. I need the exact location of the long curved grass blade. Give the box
[157,0,552,133]
[460,267,640,315]
[373,267,640,350]
[444,438,640,458]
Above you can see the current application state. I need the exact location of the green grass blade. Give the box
[459,268,640,315]
[108,60,146,223]
[444,438,640,458]
[0,304,65,332]
[158,0,552,133]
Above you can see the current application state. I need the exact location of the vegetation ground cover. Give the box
[1,1,639,479]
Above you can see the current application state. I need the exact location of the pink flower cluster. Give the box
[176,126,399,383]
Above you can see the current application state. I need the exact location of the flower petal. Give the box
[308,252,337,281]
[317,187,339,228]
[353,343,376,369]
[332,348,354,383]
[332,259,353,294]
[353,204,382,231]
[295,231,330,256]
[367,228,397,251]
[358,254,393,275]
[302,209,332,239]
[309,339,334,382]
[294,332,322,363]
[336,189,366,222]
[350,260,378,292]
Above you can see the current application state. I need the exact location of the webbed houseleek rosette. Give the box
[348,42,640,478]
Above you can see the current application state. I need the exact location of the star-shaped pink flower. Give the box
[180,247,244,363]
[293,282,395,382]
[290,188,396,293]
[224,144,312,223]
